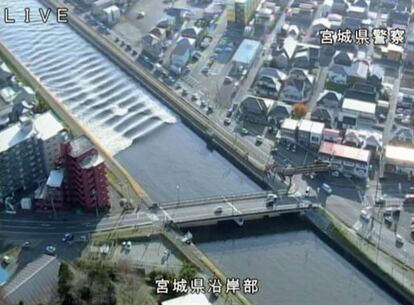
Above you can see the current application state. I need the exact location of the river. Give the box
[193,216,403,305]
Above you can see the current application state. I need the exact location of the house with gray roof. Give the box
[170,37,195,74]
[270,37,297,69]
[280,68,314,104]
[317,90,343,108]
[3,255,61,305]
[311,107,336,128]
[142,34,164,60]
[239,95,275,125]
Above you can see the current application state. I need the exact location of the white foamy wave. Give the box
[0,0,177,155]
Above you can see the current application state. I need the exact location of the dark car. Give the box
[62,233,74,242]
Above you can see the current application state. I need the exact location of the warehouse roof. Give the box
[342,98,376,115]
[232,39,262,65]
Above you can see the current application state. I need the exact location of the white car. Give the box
[241,128,249,136]
[396,234,404,245]
[305,187,311,197]
[331,171,340,177]
[266,193,278,206]
[256,135,264,145]
[224,117,232,125]
[321,183,332,194]
[45,245,56,255]
[224,76,233,84]
[360,209,371,222]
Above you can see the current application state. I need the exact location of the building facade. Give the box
[0,112,66,201]
[61,136,109,210]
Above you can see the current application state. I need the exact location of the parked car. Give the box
[137,11,146,18]
[241,128,249,136]
[224,117,232,125]
[256,135,264,145]
[321,183,332,194]
[396,234,404,245]
[291,144,296,153]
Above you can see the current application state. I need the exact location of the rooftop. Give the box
[342,98,376,115]
[162,293,212,305]
[46,169,64,188]
[68,135,95,158]
[385,145,414,164]
[3,255,61,305]
[232,39,262,65]
[319,141,371,163]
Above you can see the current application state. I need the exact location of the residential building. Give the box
[280,68,314,104]
[328,59,369,85]
[343,129,383,157]
[319,141,371,178]
[333,51,353,66]
[270,37,297,69]
[142,34,164,60]
[0,112,66,200]
[280,118,324,148]
[310,18,331,37]
[379,44,404,62]
[322,128,343,143]
[149,27,167,41]
[311,107,335,128]
[344,83,377,103]
[268,102,292,123]
[239,95,275,124]
[317,90,342,108]
[384,145,414,177]
[227,0,261,27]
[254,67,285,98]
[170,37,196,74]
[181,25,205,45]
[61,136,109,210]
[339,98,376,128]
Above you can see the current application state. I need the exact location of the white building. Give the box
[280,118,324,148]
[162,293,212,305]
[384,145,414,178]
[103,5,121,25]
[339,98,376,128]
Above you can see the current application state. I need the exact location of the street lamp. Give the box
[176,184,180,206]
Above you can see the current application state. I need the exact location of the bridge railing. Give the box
[157,191,284,208]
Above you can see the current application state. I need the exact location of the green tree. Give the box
[58,263,73,299]
[179,262,198,283]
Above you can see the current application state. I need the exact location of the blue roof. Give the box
[232,39,262,65]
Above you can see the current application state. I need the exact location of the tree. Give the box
[58,263,73,299]
[178,262,198,283]
[293,103,308,119]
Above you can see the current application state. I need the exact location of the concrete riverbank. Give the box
[307,209,414,304]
